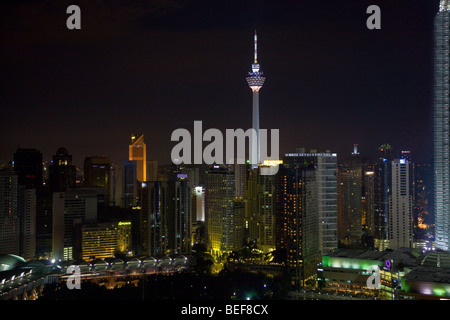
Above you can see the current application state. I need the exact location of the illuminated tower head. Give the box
[129,133,147,183]
[246,30,266,92]
[441,0,450,12]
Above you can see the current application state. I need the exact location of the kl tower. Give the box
[246,30,266,168]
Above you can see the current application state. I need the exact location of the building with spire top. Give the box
[129,134,147,183]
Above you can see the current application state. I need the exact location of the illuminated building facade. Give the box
[362,164,376,244]
[284,149,338,255]
[193,186,205,222]
[129,134,147,183]
[388,158,413,250]
[277,162,320,287]
[205,166,240,255]
[434,1,450,251]
[246,166,277,253]
[246,31,265,168]
[400,250,450,299]
[52,189,98,261]
[79,221,132,261]
[337,149,363,247]
[319,247,419,299]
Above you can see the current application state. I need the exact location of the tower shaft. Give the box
[252,91,260,166]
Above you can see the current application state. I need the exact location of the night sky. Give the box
[0,0,439,168]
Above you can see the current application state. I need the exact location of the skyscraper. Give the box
[48,147,76,192]
[284,149,338,255]
[13,148,43,189]
[374,144,393,250]
[246,31,265,167]
[362,164,376,244]
[276,162,319,287]
[388,158,413,250]
[121,160,138,208]
[337,148,363,248]
[84,156,111,205]
[18,186,36,259]
[129,134,147,183]
[434,1,450,251]
[246,165,277,254]
[141,181,168,256]
[167,176,193,254]
[52,189,98,261]
[0,166,19,255]
[204,166,241,255]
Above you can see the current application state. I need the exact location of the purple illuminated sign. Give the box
[385,259,391,270]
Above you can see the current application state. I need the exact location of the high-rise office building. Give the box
[52,189,98,261]
[193,186,205,222]
[12,148,39,259]
[18,186,36,259]
[414,163,434,245]
[204,166,241,255]
[147,160,158,182]
[121,160,139,208]
[141,181,168,256]
[229,163,247,199]
[36,186,53,257]
[362,164,376,244]
[13,148,43,189]
[284,149,338,255]
[129,134,147,183]
[434,1,450,251]
[246,31,265,167]
[276,162,319,287]
[337,148,363,247]
[388,158,413,250]
[0,166,19,255]
[246,166,277,253]
[48,147,76,192]
[84,156,111,206]
[167,177,193,254]
[374,144,393,250]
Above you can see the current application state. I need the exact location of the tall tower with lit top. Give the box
[129,134,147,183]
[434,0,450,251]
[246,31,266,167]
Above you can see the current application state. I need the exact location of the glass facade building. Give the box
[434,1,450,251]
[284,151,338,255]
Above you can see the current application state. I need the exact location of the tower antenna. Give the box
[254,30,258,64]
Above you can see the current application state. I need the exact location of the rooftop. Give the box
[404,267,450,284]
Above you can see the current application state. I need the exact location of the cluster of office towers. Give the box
[0,138,426,287]
[3,0,450,288]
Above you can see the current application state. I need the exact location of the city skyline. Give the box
[1,1,448,303]
[0,0,438,168]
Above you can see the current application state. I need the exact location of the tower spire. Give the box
[254,30,258,64]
